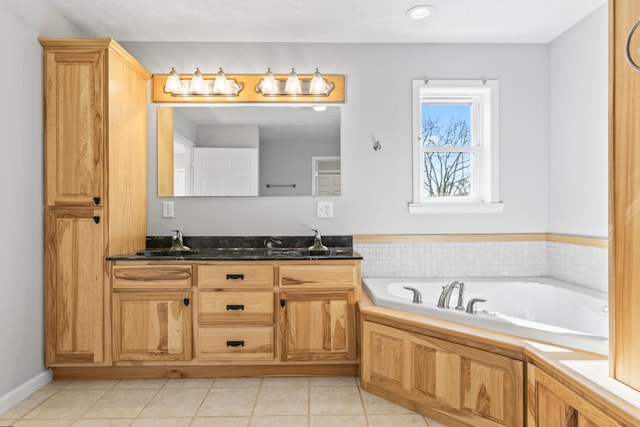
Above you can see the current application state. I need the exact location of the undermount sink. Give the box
[134,249,199,257]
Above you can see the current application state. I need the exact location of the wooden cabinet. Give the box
[41,38,151,367]
[196,263,275,361]
[278,263,359,362]
[111,264,193,362]
[361,321,524,427]
[527,364,621,427]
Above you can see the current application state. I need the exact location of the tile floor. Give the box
[0,376,450,427]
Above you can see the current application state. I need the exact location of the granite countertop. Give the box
[107,235,362,261]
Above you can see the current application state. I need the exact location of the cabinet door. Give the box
[43,49,104,207]
[45,209,105,365]
[279,291,356,361]
[112,291,192,361]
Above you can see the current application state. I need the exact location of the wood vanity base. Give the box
[51,363,360,380]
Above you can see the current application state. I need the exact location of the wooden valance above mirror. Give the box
[152,73,345,103]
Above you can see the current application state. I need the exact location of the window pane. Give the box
[422,152,471,197]
[421,103,471,147]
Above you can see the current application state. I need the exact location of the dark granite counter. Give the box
[107,235,362,261]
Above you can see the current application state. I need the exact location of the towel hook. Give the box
[625,17,640,72]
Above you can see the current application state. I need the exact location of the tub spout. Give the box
[403,286,422,304]
[466,298,487,314]
[437,280,465,309]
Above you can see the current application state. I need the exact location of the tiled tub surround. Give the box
[355,238,607,293]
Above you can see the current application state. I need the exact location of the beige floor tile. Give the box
[113,379,167,390]
[64,380,119,390]
[23,390,107,420]
[130,418,191,427]
[80,389,157,419]
[309,376,358,387]
[424,417,450,427]
[253,386,308,416]
[196,387,259,417]
[211,377,262,388]
[310,386,364,415]
[310,414,368,427]
[12,420,74,426]
[249,415,308,427]
[0,420,17,426]
[39,381,71,391]
[0,390,57,419]
[71,419,133,427]
[163,378,214,389]
[360,389,414,415]
[367,414,429,426]
[139,388,207,418]
[190,416,250,426]
[261,377,309,387]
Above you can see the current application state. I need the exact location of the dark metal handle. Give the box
[626,18,640,72]
[280,299,286,307]
[93,216,100,224]
[226,274,244,280]
[226,304,244,311]
[226,340,245,347]
[184,298,190,306]
[93,197,100,205]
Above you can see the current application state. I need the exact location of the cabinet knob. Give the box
[280,299,286,307]
[226,340,245,347]
[93,197,100,205]
[226,274,244,280]
[226,304,245,311]
[93,216,100,224]
[183,298,190,306]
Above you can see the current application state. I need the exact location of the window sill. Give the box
[408,201,505,214]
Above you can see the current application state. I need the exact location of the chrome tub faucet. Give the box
[437,280,465,309]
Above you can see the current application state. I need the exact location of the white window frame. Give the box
[409,79,503,214]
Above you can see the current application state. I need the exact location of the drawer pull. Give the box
[226,304,245,311]
[226,274,245,280]
[226,340,245,347]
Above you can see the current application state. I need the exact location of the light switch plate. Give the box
[316,201,334,218]
[162,201,174,218]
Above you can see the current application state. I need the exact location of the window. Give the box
[410,79,503,214]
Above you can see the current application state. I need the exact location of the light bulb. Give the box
[164,67,181,93]
[213,67,228,94]
[259,68,279,95]
[190,67,205,94]
[285,68,302,95]
[309,68,329,95]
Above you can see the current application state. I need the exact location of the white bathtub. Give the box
[362,277,609,355]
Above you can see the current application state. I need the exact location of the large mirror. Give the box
[157,105,341,197]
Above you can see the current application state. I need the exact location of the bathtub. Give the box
[362,277,609,355]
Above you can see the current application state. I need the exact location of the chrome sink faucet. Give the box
[264,236,282,249]
[437,280,465,309]
[170,229,190,251]
[309,228,328,251]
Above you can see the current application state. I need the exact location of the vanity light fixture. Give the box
[256,68,334,97]
[406,5,434,20]
[162,67,243,96]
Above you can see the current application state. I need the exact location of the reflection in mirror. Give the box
[157,105,341,197]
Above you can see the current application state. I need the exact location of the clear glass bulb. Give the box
[285,68,302,95]
[213,67,228,94]
[260,68,279,95]
[190,68,205,94]
[164,67,182,93]
[309,68,329,95]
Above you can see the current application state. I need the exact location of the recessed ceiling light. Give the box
[406,5,434,20]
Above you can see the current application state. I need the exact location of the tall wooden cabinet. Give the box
[41,39,151,366]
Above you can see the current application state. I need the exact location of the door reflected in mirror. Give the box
[157,105,341,197]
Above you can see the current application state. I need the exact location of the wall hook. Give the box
[372,136,382,151]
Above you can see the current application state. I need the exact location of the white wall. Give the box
[548,5,608,238]
[0,0,86,402]
[124,42,551,236]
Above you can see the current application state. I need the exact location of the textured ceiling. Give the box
[42,0,607,44]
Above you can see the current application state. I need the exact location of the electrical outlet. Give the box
[162,201,174,218]
[316,201,334,218]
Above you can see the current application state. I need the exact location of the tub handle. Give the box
[466,298,487,314]
[403,286,422,304]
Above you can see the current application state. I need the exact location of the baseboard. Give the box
[0,369,52,414]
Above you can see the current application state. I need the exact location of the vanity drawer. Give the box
[198,326,274,360]
[198,291,273,324]
[112,265,192,289]
[198,264,274,289]
[278,264,357,288]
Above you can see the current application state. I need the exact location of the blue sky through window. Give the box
[422,103,471,126]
